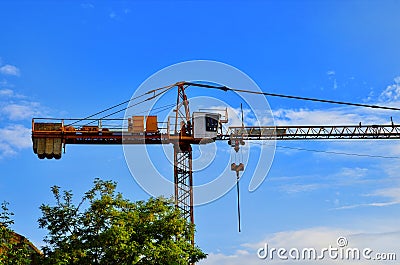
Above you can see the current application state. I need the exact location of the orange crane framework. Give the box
[31,82,400,244]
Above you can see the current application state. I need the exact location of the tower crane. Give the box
[31,81,400,244]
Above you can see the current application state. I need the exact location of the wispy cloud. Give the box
[1,102,42,120]
[81,2,94,9]
[0,86,46,157]
[274,167,370,196]
[379,76,400,102]
[0,79,15,89]
[0,88,25,99]
[272,105,395,126]
[335,201,399,210]
[326,70,338,90]
[334,183,400,210]
[327,70,336,76]
[0,124,31,158]
[337,167,368,181]
[1,87,43,120]
[109,11,117,19]
[108,7,131,21]
[280,183,324,194]
[0,89,14,96]
[273,108,362,125]
[0,64,20,76]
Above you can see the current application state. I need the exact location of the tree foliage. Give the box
[0,201,37,265]
[38,179,206,265]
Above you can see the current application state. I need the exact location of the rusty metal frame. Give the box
[173,144,194,227]
[32,123,400,145]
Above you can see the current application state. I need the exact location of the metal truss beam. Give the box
[226,125,400,140]
[173,143,194,242]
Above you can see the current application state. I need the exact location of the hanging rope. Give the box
[230,103,246,232]
[236,171,241,233]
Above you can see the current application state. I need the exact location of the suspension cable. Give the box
[67,83,178,126]
[184,82,400,111]
[83,86,174,126]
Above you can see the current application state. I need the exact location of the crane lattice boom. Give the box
[32,119,400,152]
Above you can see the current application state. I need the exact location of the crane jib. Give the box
[32,118,400,160]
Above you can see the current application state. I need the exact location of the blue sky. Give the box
[1,1,400,264]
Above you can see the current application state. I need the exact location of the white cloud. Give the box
[0,87,47,157]
[0,88,27,99]
[0,124,31,148]
[379,76,400,102]
[272,101,400,126]
[0,124,31,158]
[0,89,14,96]
[1,102,42,120]
[335,201,398,210]
[274,165,377,197]
[326,70,338,90]
[0,142,17,157]
[0,64,20,76]
[280,183,323,194]
[108,8,131,20]
[0,88,25,99]
[351,187,400,209]
[327,70,336,76]
[371,187,400,202]
[81,2,94,9]
[200,227,400,265]
[244,227,354,250]
[337,167,368,180]
[333,79,337,90]
[334,181,400,210]
[109,11,117,19]
[0,88,42,120]
[273,108,362,126]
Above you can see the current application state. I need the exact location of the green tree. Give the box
[0,201,38,265]
[38,179,206,265]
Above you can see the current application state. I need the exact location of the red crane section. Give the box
[32,121,400,159]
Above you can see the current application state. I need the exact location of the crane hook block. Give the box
[231,163,244,177]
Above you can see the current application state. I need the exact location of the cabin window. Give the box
[205,116,218,132]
